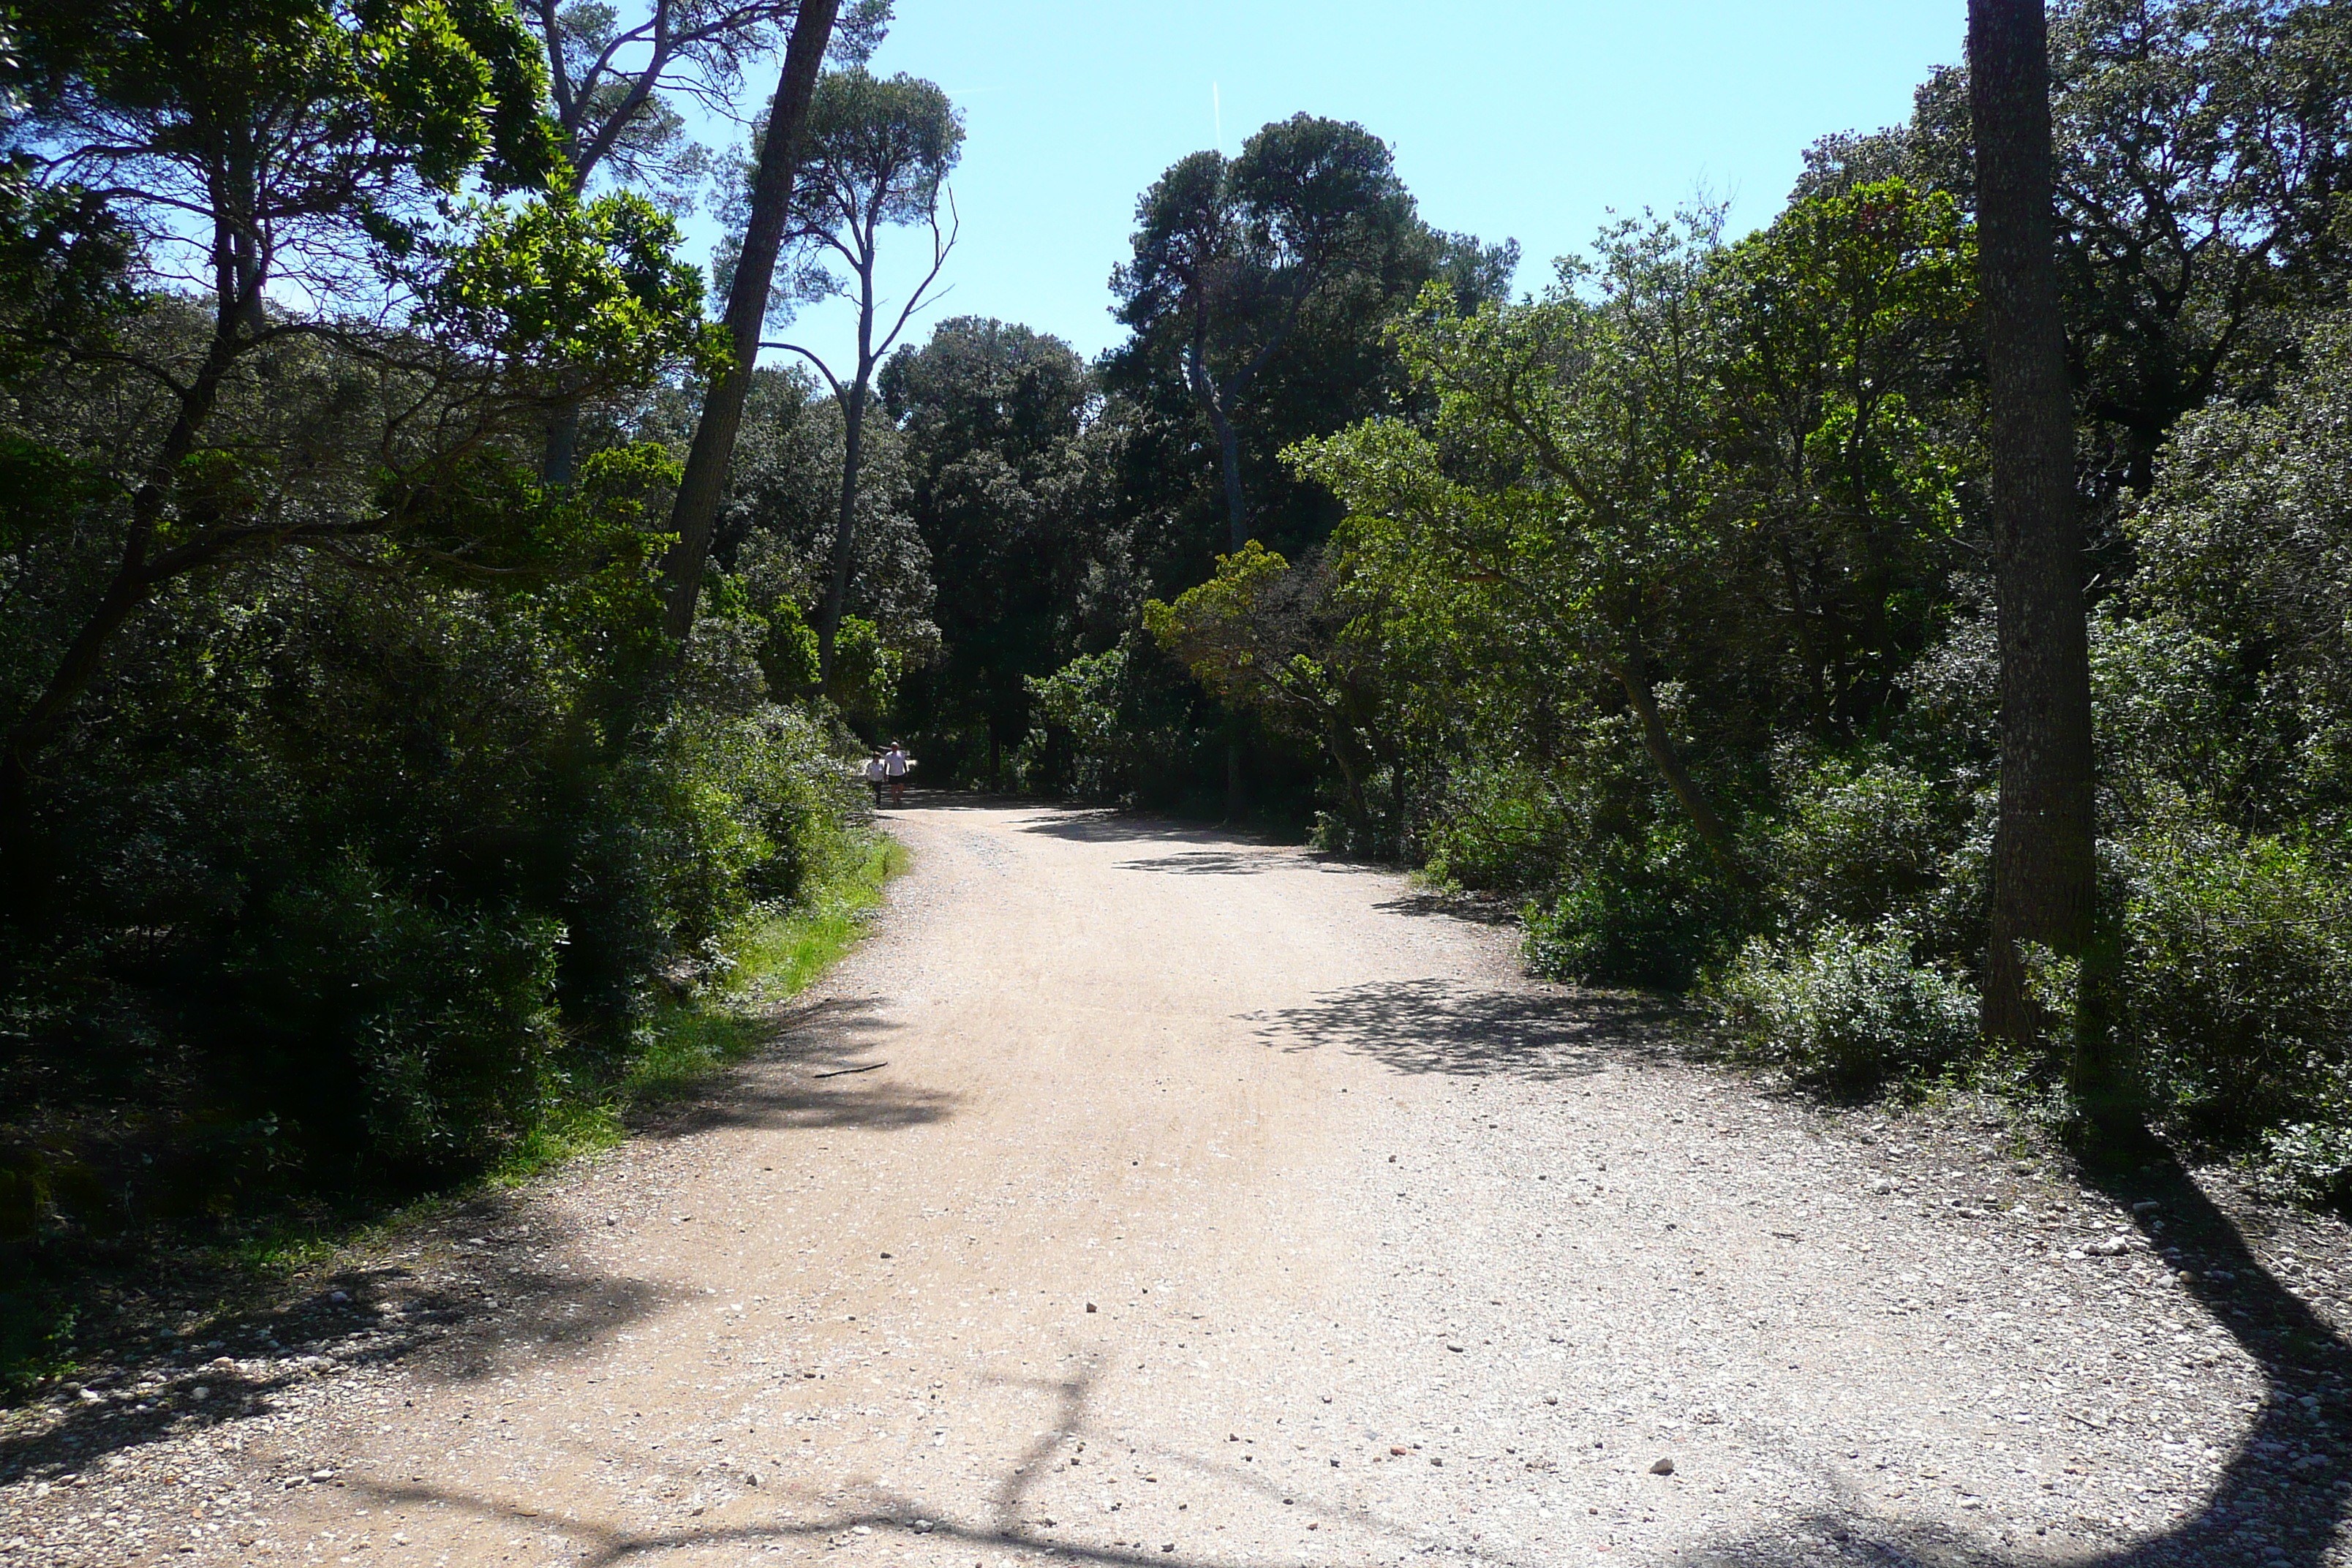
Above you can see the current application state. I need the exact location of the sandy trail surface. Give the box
[4,799,2350,1568]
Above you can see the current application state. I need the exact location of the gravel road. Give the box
[4,799,2349,1568]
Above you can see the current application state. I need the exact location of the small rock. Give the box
[2089,1237,2132,1257]
[328,1291,350,1305]
[1445,1343,1463,1353]
[1430,1458,1443,1467]
[1085,1303,1097,1313]
[1650,1457,1676,1475]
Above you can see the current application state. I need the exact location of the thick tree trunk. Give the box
[1969,0,2111,1120]
[658,0,840,643]
[1390,755,1406,858]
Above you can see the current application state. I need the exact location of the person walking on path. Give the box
[884,741,913,807]
[862,750,888,809]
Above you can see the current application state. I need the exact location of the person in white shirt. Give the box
[862,751,887,808]
[883,742,912,806]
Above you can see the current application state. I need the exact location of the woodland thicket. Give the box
[4,0,2351,1388]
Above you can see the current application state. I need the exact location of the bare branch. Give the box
[759,340,848,404]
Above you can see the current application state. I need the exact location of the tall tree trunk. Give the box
[658,0,840,643]
[1969,0,2111,1121]
[1183,342,1248,551]
[816,376,869,683]
[543,399,580,486]
[1390,753,1407,859]
[1210,400,1246,553]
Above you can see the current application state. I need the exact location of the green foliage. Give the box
[883,317,1129,782]
[418,192,723,391]
[2111,806,2352,1151]
[1711,923,1982,1093]
[13,0,563,230]
[2123,317,2352,834]
[1018,635,1217,806]
[1144,540,1292,698]
[826,615,903,728]
[1525,821,1745,990]
[2252,1123,2352,1211]
[1771,753,1970,933]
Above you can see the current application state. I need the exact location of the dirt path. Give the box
[4,799,2349,1568]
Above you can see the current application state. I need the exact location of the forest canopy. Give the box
[4,0,2351,1395]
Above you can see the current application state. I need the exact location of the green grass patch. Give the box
[731,833,910,1003]
[516,829,909,1150]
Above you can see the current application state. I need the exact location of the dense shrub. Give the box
[1710,922,1982,1093]
[1523,822,1746,989]
[1771,753,1967,932]
[2251,1123,2352,1211]
[2112,808,2352,1153]
[1420,761,1577,894]
[1,564,862,1205]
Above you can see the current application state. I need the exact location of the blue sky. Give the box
[680,0,1970,376]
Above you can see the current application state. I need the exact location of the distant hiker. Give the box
[884,741,912,806]
[863,750,888,809]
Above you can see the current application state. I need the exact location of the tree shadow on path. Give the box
[1692,1154,2350,1568]
[347,1349,1543,1568]
[630,997,957,1141]
[1017,808,1251,846]
[1246,977,1684,1082]
[1251,978,2348,1567]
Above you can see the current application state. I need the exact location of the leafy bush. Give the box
[1772,753,1967,932]
[2112,807,2352,1151]
[1421,761,1576,894]
[206,857,563,1188]
[2251,1122,2352,1211]
[1710,921,1980,1092]
[1524,822,1745,989]
[2,559,863,1204]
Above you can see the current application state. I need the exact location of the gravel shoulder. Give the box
[3,797,2348,1568]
